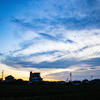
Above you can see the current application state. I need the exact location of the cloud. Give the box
[10,29,100,59]
[47,0,100,30]
[2,47,100,70]
[39,33,59,41]
[65,39,75,43]
[1,28,100,70]
[10,0,100,44]
[11,18,22,24]
[80,58,100,67]
[0,53,3,56]
[11,17,47,32]
[11,0,100,35]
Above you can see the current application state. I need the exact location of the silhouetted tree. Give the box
[16,79,23,84]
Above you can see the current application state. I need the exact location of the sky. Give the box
[0,0,100,81]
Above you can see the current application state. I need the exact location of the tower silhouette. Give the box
[2,70,4,81]
[70,72,72,81]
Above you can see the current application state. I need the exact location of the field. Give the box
[0,84,100,100]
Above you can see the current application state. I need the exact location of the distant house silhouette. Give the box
[29,71,43,84]
[5,75,15,82]
[72,80,81,85]
[90,79,100,84]
[82,79,90,84]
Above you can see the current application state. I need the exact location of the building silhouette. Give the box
[29,71,43,83]
[5,75,15,82]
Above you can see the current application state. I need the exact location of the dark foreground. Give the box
[0,84,100,100]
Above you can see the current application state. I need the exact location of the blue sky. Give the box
[0,0,100,81]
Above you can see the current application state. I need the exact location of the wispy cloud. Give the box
[0,53,3,56]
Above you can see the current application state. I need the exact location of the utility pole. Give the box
[70,72,72,81]
[91,75,93,80]
[66,78,69,82]
[2,70,4,82]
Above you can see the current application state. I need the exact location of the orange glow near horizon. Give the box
[43,79,62,82]
[0,63,70,81]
